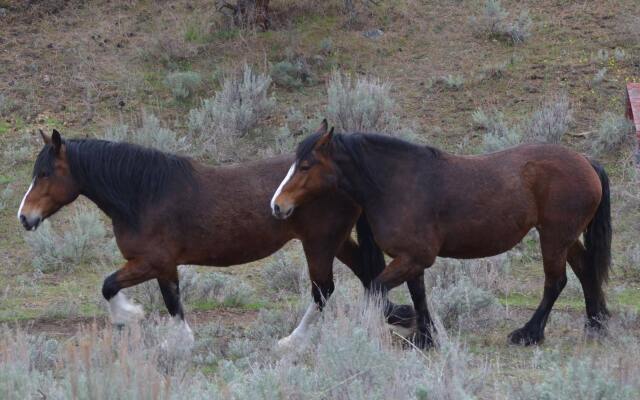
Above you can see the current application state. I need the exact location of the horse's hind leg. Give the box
[567,241,609,334]
[406,272,434,349]
[102,259,155,326]
[336,238,415,331]
[509,234,568,345]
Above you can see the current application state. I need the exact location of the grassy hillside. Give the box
[1,0,640,398]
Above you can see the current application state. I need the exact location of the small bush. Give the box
[163,71,202,100]
[470,0,532,44]
[143,32,198,68]
[0,186,13,211]
[519,356,636,400]
[592,67,607,85]
[474,109,522,152]
[270,60,312,89]
[327,70,402,135]
[591,112,635,155]
[24,205,113,273]
[436,74,465,91]
[104,112,191,154]
[524,94,573,144]
[188,64,275,162]
[261,252,305,295]
[319,37,333,55]
[431,276,500,330]
[127,266,255,310]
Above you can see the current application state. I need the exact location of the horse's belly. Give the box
[437,217,534,259]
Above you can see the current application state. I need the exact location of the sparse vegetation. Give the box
[163,71,202,100]
[24,205,114,273]
[470,0,532,44]
[327,70,408,135]
[591,112,635,155]
[592,67,608,86]
[524,94,573,144]
[474,108,523,152]
[103,112,191,154]
[188,64,275,161]
[270,60,312,89]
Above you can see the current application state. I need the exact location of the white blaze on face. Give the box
[17,179,35,220]
[270,162,296,213]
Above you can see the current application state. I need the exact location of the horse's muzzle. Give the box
[19,214,42,231]
[272,204,294,220]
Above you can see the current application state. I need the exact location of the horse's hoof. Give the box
[584,319,607,341]
[275,335,304,353]
[412,334,434,350]
[508,327,543,346]
[109,293,145,325]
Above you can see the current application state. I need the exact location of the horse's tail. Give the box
[584,160,612,289]
[355,213,386,287]
[356,213,415,328]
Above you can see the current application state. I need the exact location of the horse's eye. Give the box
[299,164,311,172]
[38,172,49,179]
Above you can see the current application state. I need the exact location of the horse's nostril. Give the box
[273,204,281,214]
[19,215,27,225]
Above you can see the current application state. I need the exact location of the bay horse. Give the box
[18,126,413,348]
[271,124,612,348]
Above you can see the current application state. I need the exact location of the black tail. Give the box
[355,213,386,287]
[356,213,415,327]
[584,160,612,289]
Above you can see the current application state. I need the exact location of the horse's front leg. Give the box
[276,242,335,352]
[102,259,156,326]
[158,274,194,345]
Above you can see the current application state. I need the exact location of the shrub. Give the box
[524,94,573,144]
[327,70,399,134]
[188,64,275,162]
[127,266,255,310]
[436,74,465,91]
[24,205,113,273]
[518,356,636,400]
[591,112,635,155]
[0,186,13,211]
[261,251,305,295]
[142,32,198,68]
[163,71,202,100]
[270,60,312,89]
[592,67,607,85]
[475,109,522,152]
[103,112,191,154]
[319,37,333,55]
[430,276,500,330]
[470,0,532,44]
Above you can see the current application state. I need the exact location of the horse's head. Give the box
[18,129,81,230]
[271,119,339,219]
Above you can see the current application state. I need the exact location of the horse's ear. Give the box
[315,119,329,135]
[51,129,63,154]
[315,126,334,149]
[39,129,52,145]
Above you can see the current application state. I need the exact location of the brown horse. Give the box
[272,125,612,348]
[18,127,413,348]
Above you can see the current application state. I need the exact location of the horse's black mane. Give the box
[296,131,441,195]
[33,139,195,227]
